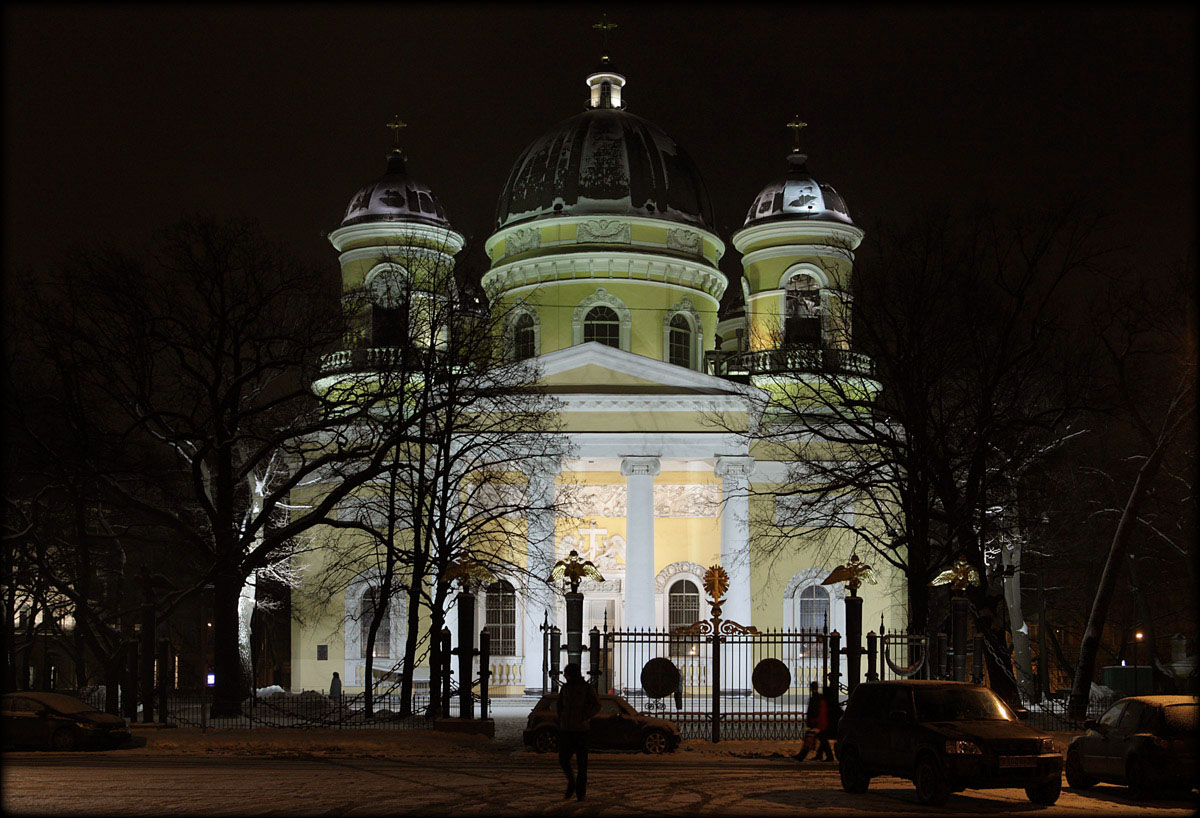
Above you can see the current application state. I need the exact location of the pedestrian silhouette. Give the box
[329,671,342,702]
[797,680,833,761]
[556,662,601,801]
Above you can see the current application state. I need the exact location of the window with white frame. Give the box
[583,305,621,348]
[668,313,692,368]
[513,312,536,359]
[484,580,517,656]
[360,586,390,659]
[784,275,822,346]
[796,585,830,633]
[668,579,701,657]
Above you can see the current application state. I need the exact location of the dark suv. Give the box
[836,680,1062,806]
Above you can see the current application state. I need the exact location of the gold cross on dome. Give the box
[386,115,407,152]
[593,13,617,60]
[787,115,808,153]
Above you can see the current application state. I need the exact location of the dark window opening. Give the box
[583,305,621,348]
[668,313,692,368]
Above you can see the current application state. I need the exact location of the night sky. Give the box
[4,5,1194,286]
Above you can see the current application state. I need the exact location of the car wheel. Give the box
[1126,756,1152,802]
[838,746,870,793]
[51,728,78,752]
[914,754,950,807]
[642,729,670,754]
[1025,777,1062,805]
[1065,748,1096,789]
[533,728,557,754]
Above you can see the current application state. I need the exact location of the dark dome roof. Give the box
[495,108,715,231]
[341,153,452,229]
[743,153,852,228]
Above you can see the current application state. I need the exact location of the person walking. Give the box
[815,684,836,761]
[797,680,833,761]
[329,672,342,703]
[556,662,601,801]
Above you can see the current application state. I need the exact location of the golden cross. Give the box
[593,13,617,59]
[787,115,807,153]
[386,115,407,152]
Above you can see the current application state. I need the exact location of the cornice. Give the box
[328,222,466,254]
[731,220,864,255]
[482,250,728,300]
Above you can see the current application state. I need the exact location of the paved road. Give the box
[4,752,1195,816]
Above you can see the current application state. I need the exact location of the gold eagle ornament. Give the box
[550,550,605,593]
[822,552,877,597]
[929,557,981,592]
[443,557,496,590]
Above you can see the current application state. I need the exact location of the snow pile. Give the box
[1090,683,1117,702]
[254,685,285,698]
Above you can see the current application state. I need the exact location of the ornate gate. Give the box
[599,566,832,741]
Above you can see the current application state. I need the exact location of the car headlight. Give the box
[945,740,983,755]
[1039,737,1056,753]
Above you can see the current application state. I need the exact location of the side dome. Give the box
[744,152,852,228]
[495,107,715,231]
[341,153,452,229]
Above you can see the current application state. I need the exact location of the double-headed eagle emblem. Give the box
[929,557,981,592]
[550,549,605,594]
[822,552,877,597]
[443,557,496,590]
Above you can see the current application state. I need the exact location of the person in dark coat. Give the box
[329,672,342,702]
[556,662,601,801]
[815,684,837,761]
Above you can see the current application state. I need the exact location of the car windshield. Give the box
[1161,704,1198,735]
[913,688,1014,722]
[26,694,99,715]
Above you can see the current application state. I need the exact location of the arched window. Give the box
[668,313,692,368]
[513,313,536,360]
[784,276,822,346]
[360,586,390,659]
[583,305,621,348]
[796,585,830,633]
[484,580,517,656]
[668,580,701,657]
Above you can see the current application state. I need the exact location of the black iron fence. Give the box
[62,687,451,730]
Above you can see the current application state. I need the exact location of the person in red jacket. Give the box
[556,663,601,801]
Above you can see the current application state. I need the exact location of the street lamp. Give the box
[1133,631,1144,695]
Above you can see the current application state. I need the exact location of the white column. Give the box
[620,456,661,630]
[715,456,755,627]
[522,459,561,692]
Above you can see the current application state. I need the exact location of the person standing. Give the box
[556,662,601,801]
[814,684,836,761]
[329,672,342,703]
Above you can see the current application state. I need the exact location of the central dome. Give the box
[495,101,715,232]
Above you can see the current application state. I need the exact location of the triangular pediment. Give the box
[536,342,754,396]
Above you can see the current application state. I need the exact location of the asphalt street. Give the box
[3,752,1196,816]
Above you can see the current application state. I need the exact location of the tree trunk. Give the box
[210,572,249,718]
[1068,435,1171,719]
[237,574,256,694]
[1002,544,1034,701]
[969,584,1022,705]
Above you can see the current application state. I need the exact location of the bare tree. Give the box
[302,239,569,716]
[1068,261,1196,718]
[25,218,411,715]
[717,203,1106,703]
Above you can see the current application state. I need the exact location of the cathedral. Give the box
[289,55,906,697]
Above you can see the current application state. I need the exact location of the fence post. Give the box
[866,631,878,682]
[711,630,721,743]
[123,642,139,722]
[479,629,490,720]
[565,590,584,669]
[156,638,170,725]
[951,596,969,682]
[937,633,950,680]
[828,631,842,695]
[844,595,863,696]
[588,627,601,689]
[455,590,476,720]
[541,611,549,696]
[971,635,984,685]
[439,628,452,719]
[549,626,561,693]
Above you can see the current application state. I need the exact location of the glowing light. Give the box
[1135,631,1144,640]
[206,673,215,686]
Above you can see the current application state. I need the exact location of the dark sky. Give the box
[4,4,1194,284]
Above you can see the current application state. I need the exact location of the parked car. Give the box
[523,692,681,754]
[1066,694,1198,800]
[1,692,131,751]
[836,680,1062,806]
